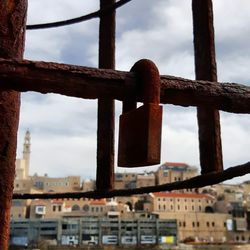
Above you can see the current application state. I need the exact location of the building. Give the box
[136,173,155,188]
[31,174,81,193]
[10,217,177,247]
[14,131,82,194]
[155,162,198,186]
[15,130,31,180]
[114,172,137,189]
[115,163,198,191]
[147,192,231,242]
[150,192,215,213]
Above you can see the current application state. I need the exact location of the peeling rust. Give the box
[192,0,223,174]
[96,0,115,191]
[0,1,27,249]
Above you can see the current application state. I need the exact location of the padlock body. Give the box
[118,103,162,167]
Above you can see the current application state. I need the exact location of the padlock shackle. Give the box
[131,59,161,105]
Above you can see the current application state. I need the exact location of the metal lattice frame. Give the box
[0,1,250,249]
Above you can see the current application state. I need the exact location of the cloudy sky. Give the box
[17,0,249,183]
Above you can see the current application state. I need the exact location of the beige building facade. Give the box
[155,162,198,186]
[157,211,230,242]
[15,130,31,180]
[149,192,215,213]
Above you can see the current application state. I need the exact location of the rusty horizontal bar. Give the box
[13,161,250,199]
[0,59,249,114]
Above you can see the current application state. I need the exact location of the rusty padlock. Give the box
[118,59,163,167]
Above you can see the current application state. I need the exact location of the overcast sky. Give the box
[17,0,250,183]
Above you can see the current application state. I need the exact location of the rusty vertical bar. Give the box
[192,0,223,174]
[0,1,27,249]
[96,0,115,190]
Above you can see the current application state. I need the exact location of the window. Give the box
[199,206,201,211]
[83,204,89,212]
[185,206,187,210]
[163,204,166,210]
[52,206,56,212]
[192,206,194,211]
[72,204,80,211]
[197,222,200,227]
[207,222,210,227]
[37,206,44,213]
[212,222,215,227]
[177,205,180,210]
[183,222,186,227]
[192,222,195,227]
[58,205,61,212]
[158,204,161,210]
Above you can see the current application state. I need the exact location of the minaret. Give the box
[22,130,31,179]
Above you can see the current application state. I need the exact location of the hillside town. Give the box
[11,131,250,248]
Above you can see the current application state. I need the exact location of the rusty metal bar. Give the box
[192,0,223,174]
[0,59,249,114]
[13,161,250,200]
[0,1,27,249]
[96,0,115,191]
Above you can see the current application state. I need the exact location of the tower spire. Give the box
[23,130,31,178]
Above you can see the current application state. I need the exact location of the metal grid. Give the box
[0,0,250,249]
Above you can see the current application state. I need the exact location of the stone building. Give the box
[31,175,81,193]
[158,211,230,243]
[147,192,230,242]
[155,162,198,186]
[28,197,130,220]
[149,192,215,214]
[114,172,137,189]
[82,179,96,191]
[15,130,31,180]
[10,200,29,219]
[136,173,155,188]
